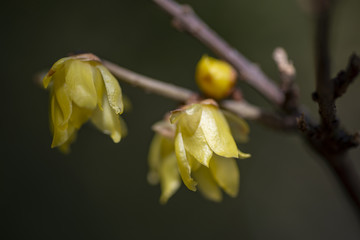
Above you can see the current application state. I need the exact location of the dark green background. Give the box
[2,0,360,239]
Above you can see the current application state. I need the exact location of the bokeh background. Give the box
[2,0,360,239]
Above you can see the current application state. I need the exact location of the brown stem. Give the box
[313,1,337,131]
[102,60,297,130]
[153,0,284,106]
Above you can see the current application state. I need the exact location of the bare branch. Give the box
[313,0,336,131]
[152,0,285,106]
[273,47,299,113]
[334,53,360,99]
[102,59,297,131]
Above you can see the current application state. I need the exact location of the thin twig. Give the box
[334,53,360,99]
[102,60,297,130]
[153,0,285,106]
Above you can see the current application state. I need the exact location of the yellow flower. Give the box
[43,53,126,153]
[148,121,181,204]
[148,101,250,203]
[170,100,250,200]
[195,55,237,100]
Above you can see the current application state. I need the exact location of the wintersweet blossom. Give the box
[43,54,126,152]
[148,100,250,203]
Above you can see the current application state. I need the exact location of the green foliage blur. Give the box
[2,0,360,239]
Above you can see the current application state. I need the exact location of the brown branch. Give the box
[102,60,297,131]
[334,53,360,99]
[313,1,336,131]
[152,0,285,106]
[273,47,299,113]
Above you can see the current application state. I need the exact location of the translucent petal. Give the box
[209,155,239,197]
[200,105,238,158]
[178,104,203,135]
[147,134,163,185]
[97,65,123,114]
[65,60,97,109]
[222,110,250,143]
[58,131,77,154]
[174,132,197,191]
[92,66,105,110]
[52,70,72,126]
[186,152,201,172]
[182,125,213,167]
[238,150,251,159]
[51,95,76,148]
[43,57,70,88]
[90,96,125,143]
[193,166,222,202]
[70,104,92,129]
[159,153,181,204]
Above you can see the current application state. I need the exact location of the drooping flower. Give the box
[195,55,237,100]
[171,100,250,198]
[43,53,126,153]
[148,121,181,204]
[148,101,250,203]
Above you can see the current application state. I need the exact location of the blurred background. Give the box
[2,0,360,239]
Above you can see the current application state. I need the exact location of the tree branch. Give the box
[102,60,297,131]
[334,53,360,99]
[152,0,285,106]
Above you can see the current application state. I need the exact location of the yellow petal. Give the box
[177,104,203,135]
[222,110,250,143]
[92,66,105,110]
[186,152,201,172]
[65,60,97,109]
[52,69,72,126]
[238,150,251,159]
[147,134,163,185]
[90,96,125,143]
[58,131,77,154]
[193,166,222,202]
[43,57,70,88]
[174,132,197,191]
[200,105,238,158]
[209,155,239,197]
[97,65,123,114]
[159,153,181,204]
[181,125,213,167]
[70,104,92,129]
[50,96,76,148]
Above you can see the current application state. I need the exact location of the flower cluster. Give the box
[43,54,126,152]
[148,100,250,203]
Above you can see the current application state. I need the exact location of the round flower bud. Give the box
[195,55,237,100]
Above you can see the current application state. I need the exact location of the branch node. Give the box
[334,53,360,99]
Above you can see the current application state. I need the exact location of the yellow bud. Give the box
[195,55,237,100]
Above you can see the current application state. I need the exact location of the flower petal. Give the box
[222,110,250,143]
[52,69,72,126]
[178,104,203,135]
[90,96,126,143]
[174,132,197,191]
[43,57,70,88]
[200,105,238,158]
[69,104,92,129]
[209,155,239,197]
[182,125,213,167]
[92,65,105,110]
[193,166,222,202]
[159,153,181,204]
[65,60,97,109]
[97,65,123,114]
